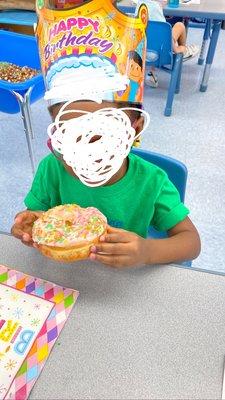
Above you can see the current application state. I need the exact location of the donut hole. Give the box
[65,220,72,227]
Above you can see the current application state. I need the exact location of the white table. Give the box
[1,233,225,399]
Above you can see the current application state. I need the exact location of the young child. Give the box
[11,99,200,268]
[11,0,200,268]
[134,0,199,87]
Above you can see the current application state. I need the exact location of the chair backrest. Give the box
[132,148,191,265]
[131,148,187,202]
[0,30,41,70]
[146,20,173,67]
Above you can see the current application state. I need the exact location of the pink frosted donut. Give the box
[32,204,107,262]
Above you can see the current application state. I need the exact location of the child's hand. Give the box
[11,210,43,247]
[89,225,149,268]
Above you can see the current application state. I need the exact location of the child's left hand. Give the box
[89,225,148,268]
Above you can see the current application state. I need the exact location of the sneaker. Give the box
[183,44,200,61]
[145,71,159,88]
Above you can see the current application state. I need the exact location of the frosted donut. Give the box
[32,204,107,262]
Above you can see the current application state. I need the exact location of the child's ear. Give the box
[133,115,145,135]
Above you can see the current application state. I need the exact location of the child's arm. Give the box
[11,210,44,246]
[89,217,201,268]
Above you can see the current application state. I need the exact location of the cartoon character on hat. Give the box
[116,38,145,104]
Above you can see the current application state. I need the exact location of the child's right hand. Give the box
[11,210,43,247]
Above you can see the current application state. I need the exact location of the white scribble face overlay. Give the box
[48,102,150,187]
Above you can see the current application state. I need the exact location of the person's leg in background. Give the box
[172,22,200,61]
[172,22,186,53]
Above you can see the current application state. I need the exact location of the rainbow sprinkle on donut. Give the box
[32,204,107,247]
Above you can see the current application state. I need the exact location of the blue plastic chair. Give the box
[131,148,191,266]
[145,20,183,116]
[132,148,187,203]
[131,147,187,238]
[0,30,45,173]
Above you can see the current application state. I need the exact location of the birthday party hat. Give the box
[36,0,148,105]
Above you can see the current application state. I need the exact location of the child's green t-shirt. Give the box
[24,153,189,238]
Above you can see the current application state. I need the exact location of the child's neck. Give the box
[106,158,128,185]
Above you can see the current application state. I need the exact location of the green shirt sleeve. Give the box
[151,174,189,231]
[24,157,56,211]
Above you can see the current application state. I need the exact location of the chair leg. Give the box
[175,57,183,94]
[164,54,182,117]
[12,87,36,175]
